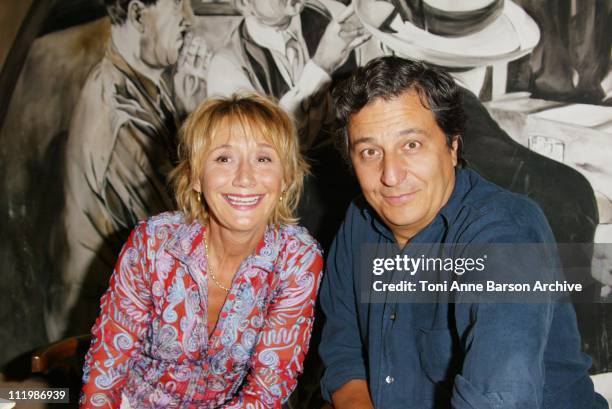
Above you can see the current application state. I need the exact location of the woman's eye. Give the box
[257,156,272,163]
[215,155,230,163]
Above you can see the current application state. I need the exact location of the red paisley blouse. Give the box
[80,211,323,408]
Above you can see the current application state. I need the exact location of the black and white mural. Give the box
[0,0,610,402]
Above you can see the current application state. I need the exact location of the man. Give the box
[50,0,194,339]
[358,0,604,368]
[319,56,607,408]
[206,0,370,250]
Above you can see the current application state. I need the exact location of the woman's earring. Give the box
[279,191,284,203]
[197,192,202,203]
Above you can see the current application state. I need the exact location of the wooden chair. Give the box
[31,335,92,376]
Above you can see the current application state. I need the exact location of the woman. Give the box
[80,94,323,408]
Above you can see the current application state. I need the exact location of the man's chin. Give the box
[380,210,423,231]
[266,17,293,29]
[166,52,180,67]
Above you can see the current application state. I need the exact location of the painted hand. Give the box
[312,3,371,74]
[173,33,211,115]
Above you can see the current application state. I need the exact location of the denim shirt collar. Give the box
[361,168,472,244]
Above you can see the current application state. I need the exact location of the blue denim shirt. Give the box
[319,169,607,409]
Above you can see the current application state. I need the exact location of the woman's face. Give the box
[195,124,285,235]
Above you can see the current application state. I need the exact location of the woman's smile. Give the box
[223,193,265,210]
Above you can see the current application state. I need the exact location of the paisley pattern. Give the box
[80,212,323,408]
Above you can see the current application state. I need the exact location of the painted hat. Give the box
[355,0,540,67]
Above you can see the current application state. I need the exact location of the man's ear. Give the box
[450,135,459,167]
[127,1,146,32]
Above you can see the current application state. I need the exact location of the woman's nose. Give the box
[233,160,256,188]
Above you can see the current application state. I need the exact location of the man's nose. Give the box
[380,153,405,187]
[181,0,193,29]
[233,160,256,188]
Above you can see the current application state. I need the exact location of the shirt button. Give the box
[390,313,396,320]
[385,375,394,384]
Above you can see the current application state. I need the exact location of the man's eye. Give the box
[361,148,379,159]
[404,141,422,150]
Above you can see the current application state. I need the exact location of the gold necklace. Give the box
[204,232,230,293]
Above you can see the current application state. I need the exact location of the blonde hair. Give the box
[171,93,309,227]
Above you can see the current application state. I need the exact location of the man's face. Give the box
[348,90,458,246]
[246,0,306,28]
[140,0,189,68]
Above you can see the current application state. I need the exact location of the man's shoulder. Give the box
[71,58,113,118]
[65,58,118,169]
[456,169,553,242]
[339,196,380,239]
[80,55,131,98]
[461,169,544,219]
[73,55,148,129]
[215,20,246,57]
[68,52,169,170]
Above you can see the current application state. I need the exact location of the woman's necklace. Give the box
[204,232,230,293]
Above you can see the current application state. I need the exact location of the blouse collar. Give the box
[165,216,284,275]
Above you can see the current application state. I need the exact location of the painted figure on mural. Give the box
[49,0,208,340]
[207,0,369,147]
[518,0,611,105]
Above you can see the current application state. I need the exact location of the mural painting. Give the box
[0,0,610,405]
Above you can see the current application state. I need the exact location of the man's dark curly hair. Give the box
[103,0,158,25]
[332,56,466,167]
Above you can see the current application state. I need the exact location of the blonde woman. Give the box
[80,94,323,408]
